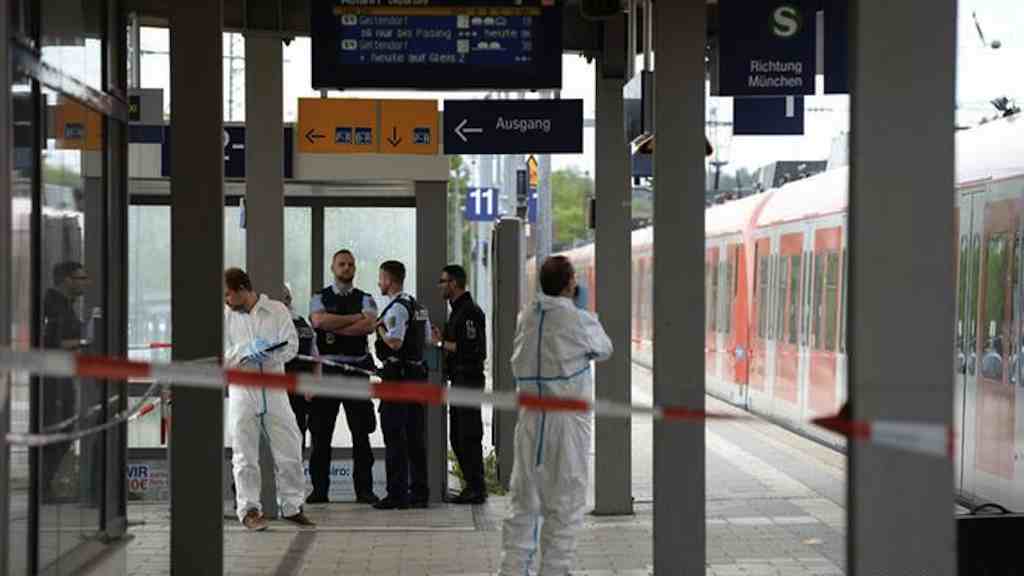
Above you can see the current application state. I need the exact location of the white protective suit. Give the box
[499,293,613,576]
[223,294,310,521]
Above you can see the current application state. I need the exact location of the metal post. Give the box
[491,218,523,489]
[536,93,553,268]
[848,1,956,575]
[245,32,285,518]
[170,2,225,574]
[0,5,13,571]
[128,13,141,90]
[594,15,632,516]
[653,0,705,573]
[416,180,449,503]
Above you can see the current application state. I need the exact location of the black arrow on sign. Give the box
[387,126,402,148]
[305,128,325,144]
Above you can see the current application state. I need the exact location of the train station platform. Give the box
[115,365,851,576]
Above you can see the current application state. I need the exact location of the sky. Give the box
[135,0,1024,178]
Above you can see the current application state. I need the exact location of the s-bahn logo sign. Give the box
[717,0,816,96]
[771,4,803,39]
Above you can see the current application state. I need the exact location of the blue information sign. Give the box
[152,126,294,180]
[312,0,563,90]
[718,0,817,96]
[465,187,500,222]
[823,0,849,94]
[733,96,805,135]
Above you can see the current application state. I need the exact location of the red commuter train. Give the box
[548,113,1024,510]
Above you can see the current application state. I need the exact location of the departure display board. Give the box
[311,0,563,90]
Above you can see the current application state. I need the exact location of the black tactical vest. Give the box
[285,315,317,373]
[315,286,371,358]
[375,294,427,365]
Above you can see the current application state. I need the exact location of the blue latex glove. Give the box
[573,284,588,310]
[244,337,271,364]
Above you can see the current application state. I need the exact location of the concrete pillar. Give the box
[652,0,705,573]
[245,32,285,518]
[170,2,225,574]
[416,180,449,503]
[594,14,633,516]
[848,2,956,574]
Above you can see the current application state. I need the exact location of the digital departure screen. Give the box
[311,0,563,90]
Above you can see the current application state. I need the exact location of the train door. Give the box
[749,238,772,397]
[966,188,1017,502]
[719,242,748,404]
[706,245,721,383]
[807,223,843,418]
[774,231,804,418]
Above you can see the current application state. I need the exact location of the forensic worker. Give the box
[499,255,613,575]
[432,264,487,504]
[373,260,431,510]
[223,267,314,531]
[308,249,380,504]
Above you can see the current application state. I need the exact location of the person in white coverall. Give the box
[500,256,613,575]
[223,267,314,531]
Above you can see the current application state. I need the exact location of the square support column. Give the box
[848,1,956,574]
[170,3,225,574]
[0,6,13,572]
[415,180,449,503]
[594,14,633,516]
[245,32,285,518]
[652,0,706,573]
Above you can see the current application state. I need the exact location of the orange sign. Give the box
[298,97,438,155]
[527,155,539,187]
[297,98,377,154]
[379,99,439,155]
[54,97,103,152]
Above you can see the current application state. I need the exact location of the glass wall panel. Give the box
[37,87,105,570]
[285,207,312,311]
[322,208,417,303]
[39,0,104,90]
[127,205,171,362]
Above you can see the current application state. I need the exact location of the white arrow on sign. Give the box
[454,118,484,142]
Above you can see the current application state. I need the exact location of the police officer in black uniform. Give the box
[432,265,487,504]
[282,283,317,447]
[373,260,431,510]
[308,250,380,504]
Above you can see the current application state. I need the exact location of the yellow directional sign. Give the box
[298,97,438,155]
[298,98,378,154]
[379,99,439,155]
[54,96,103,151]
[527,155,539,187]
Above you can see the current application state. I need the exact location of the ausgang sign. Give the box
[717,0,816,96]
[443,99,583,154]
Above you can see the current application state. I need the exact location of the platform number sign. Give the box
[465,187,499,222]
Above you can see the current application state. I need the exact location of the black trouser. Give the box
[310,364,377,499]
[288,393,310,450]
[41,377,75,498]
[449,373,485,494]
[379,363,428,503]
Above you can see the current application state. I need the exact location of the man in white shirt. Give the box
[223,267,314,531]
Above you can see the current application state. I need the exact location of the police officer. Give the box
[432,265,487,504]
[282,283,317,447]
[373,260,431,510]
[308,249,380,504]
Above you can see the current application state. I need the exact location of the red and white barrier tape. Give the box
[0,348,953,458]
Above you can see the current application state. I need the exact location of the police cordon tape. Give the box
[0,348,953,459]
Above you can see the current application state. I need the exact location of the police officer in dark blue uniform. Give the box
[373,260,432,510]
[433,264,487,504]
[308,250,380,504]
[283,283,317,447]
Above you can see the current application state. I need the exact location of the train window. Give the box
[957,236,968,353]
[825,253,840,351]
[757,254,769,338]
[840,248,848,354]
[981,234,1008,380]
[812,253,826,350]
[970,235,981,349]
[775,254,787,341]
[787,254,801,345]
